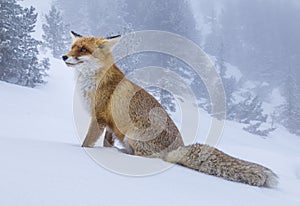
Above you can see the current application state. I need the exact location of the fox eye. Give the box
[80,47,87,53]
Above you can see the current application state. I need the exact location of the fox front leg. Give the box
[103,131,114,147]
[82,117,105,147]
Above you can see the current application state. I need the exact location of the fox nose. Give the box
[62,55,68,61]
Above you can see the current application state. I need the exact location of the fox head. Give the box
[62,31,121,72]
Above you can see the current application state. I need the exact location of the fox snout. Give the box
[62,55,68,61]
[62,55,85,67]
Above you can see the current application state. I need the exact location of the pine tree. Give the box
[0,0,24,83]
[19,6,42,87]
[216,40,238,119]
[279,68,300,135]
[213,39,275,136]
[204,2,223,55]
[42,5,70,58]
[234,94,267,124]
[243,122,276,137]
[0,0,49,87]
[233,93,276,136]
[36,58,50,84]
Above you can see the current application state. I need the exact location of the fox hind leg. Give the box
[103,132,134,155]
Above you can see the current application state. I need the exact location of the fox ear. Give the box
[70,31,82,42]
[99,35,121,49]
[106,34,121,40]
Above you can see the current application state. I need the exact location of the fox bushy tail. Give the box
[162,144,278,187]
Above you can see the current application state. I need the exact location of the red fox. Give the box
[63,31,278,187]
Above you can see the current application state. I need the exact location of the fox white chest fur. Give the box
[66,56,102,112]
[75,70,96,112]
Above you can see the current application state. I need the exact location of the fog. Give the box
[1,0,300,135]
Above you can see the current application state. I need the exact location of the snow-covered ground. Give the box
[1,55,300,206]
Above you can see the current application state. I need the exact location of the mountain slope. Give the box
[0,56,300,206]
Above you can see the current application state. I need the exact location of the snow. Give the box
[0,51,300,206]
[1,0,300,205]
[224,62,243,80]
